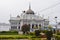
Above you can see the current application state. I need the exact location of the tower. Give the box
[26,3,34,14]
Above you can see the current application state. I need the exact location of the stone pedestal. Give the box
[18,31,23,34]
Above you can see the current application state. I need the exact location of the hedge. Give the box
[0,31,18,35]
[55,35,60,40]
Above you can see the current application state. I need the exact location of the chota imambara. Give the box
[9,4,49,32]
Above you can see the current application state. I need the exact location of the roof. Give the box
[10,17,20,20]
[26,9,34,14]
[20,13,43,20]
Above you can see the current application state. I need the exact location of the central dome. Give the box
[26,4,34,14]
[26,9,34,14]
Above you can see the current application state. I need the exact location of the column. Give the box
[17,22,19,31]
[42,21,44,30]
[38,24,39,29]
[18,22,20,31]
[39,24,41,30]
[20,22,23,31]
[30,24,32,32]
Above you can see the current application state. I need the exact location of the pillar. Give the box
[30,24,32,32]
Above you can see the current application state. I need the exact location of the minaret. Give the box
[48,16,49,20]
[42,14,44,19]
[29,3,31,10]
[26,3,34,14]
[10,14,11,19]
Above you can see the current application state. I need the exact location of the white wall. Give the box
[0,26,10,31]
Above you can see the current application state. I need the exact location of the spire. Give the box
[42,14,44,18]
[26,2,34,14]
[47,16,49,21]
[10,14,11,19]
[29,2,31,9]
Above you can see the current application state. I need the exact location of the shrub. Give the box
[21,24,30,34]
[29,32,35,35]
[0,31,18,35]
[57,32,60,35]
[0,36,28,39]
[45,30,53,40]
[42,30,48,33]
[0,31,7,33]
[35,30,40,36]
[55,35,60,40]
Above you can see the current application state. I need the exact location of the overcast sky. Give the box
[0,0,60,24]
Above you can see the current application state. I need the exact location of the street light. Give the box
[55,16,57,34]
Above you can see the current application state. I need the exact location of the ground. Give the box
[0,35,43,40]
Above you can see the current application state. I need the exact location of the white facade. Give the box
[0,23,10,31]
[9,6,49,32]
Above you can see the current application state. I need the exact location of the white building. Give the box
[0,23,10,31]
[9,5,49,32]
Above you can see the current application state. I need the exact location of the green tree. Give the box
[35,30,40,36]
[21,24,30,34]
[45,30,53,40]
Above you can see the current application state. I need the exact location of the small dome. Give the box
[26,9,34,14]
[17,15,20,18]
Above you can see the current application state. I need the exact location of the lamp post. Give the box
[55,16,57,34]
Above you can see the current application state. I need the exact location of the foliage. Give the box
[0,35,28,39]
[55,35,60,40]
[21,24,30,34]
[29,32,35,35]
[57,32,60,35]
[0,31,18,35]
[42,30,48,33]
[35,30,40,36]
[0,34,48,40]
[45,30,53,40]
[0,35,42,39]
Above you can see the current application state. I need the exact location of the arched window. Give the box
[19,22,20,24]
[39,24,41,27]
[35,24,38,29]
[32,24,34,28]
[18,26,20,29]
[39,24,41,30]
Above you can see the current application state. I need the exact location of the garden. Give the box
[0,24,60,40]
[0,30,60,40]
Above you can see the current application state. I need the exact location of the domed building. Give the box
[9,5,49,32]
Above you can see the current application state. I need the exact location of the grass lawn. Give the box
[0,35,48,40]
[0,35,35,39]
[0,35,42,40]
